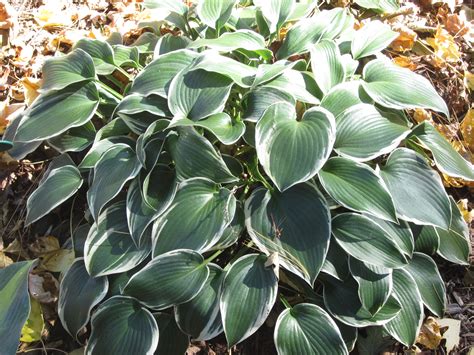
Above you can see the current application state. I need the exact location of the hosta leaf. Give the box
[169,113,245,145]
[197,0,235,29]
[168,128,237,183]
[131,32,159,53]
[168,67,233,120]
[321,241,350,281]
[274,303,348,355]
[175,264,225,340]
[58,258,108,339]
[362,59,449,116]
[243,86,295,122]
[212,201,245,250]
[320,81,364,118]
[366,216,414,257]
[123,249,209,309]
[48,121,96,153]
[351,21,398,59]
[143,0,188,15]
[26,163,83,225]
[414,225,439,255]
[15,82,100,142]
[319,157,397,222]
[152,178,236,256]
[154,34,191,57]
[113,45,139,68]
[130,49,198,97]
[254,0,294,33]
[220,254,278,347]
[383,269,423,346]
[323,276,401,327]
[349,258,392,315]
[0,260,35,355]
[337,321,358,353]
[380,148,452,229]
[436,197,470,265]
[276,8,348,59]
[402,252,446,317]
[265,70,321,104]
[114,94,171,119]
[256,103,335,191]
[40,49,95,92]
[142,164,178,211]
[79,136,134,169]
[153,313,189,355]
[188,52,257,88]
[86,296,158,355]
[190,29,266,54]
[84,201,150,277]
[74,39,116,75]
[136,120,169,171]
[354,0,399,12]
[310,40,344,94]
[334,103,410,161]
[87,144,141,220]
[332,213,408,268]
[245,183,331,284]
[410,121,474,181]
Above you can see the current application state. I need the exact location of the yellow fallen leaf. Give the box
[413,108,432,123]
[425,26,460,67]
[22,77,42,106]
[393,55,418,71]
[460,108,474,150]
[464,71,474,91]
[457,199,474,223]
[390,26,417,52]
[416,316,442,350]
[34,4,73,30]
[20,297,44,343]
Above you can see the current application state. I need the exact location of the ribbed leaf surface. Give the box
[73,38,116,75]
[190,30,265,53]
[310,40,344,94]
[351,21,398,59]
[196,0,236,29]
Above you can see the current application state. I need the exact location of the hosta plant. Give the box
[2,0,473,354]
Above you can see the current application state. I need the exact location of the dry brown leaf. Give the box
[29,236,75,273]
[393,56,418,70]
[416,317,442,350]
[437,318,461,353]
[425,26,460,67]
[0,251,13,268]
[29,273,59,304]
[390,26,417,52]
[460,108,474,150]
[413,108,433,123]
[464,71,474,91]
[0,101,25,134]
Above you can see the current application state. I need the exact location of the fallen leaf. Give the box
[390,25,417,52]
[29,273,59,304]
[20,297,44,343]
[41,248,75,273]
[413,108,433,123]
[416,317,442,350]
[437,318,461,353]
[393,55,418,71]
[461,108,474,150]
[456,199,474,223]
[0,101,25,134]
[425,26,460,67]
[464,72,474,91]
[21,77,42,106]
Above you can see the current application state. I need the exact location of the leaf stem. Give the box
[203,249,224,265]
[96,80,123,100]
[280,295,292,309]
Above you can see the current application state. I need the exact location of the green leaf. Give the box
[362,59,449,116]
[20,297,44,343]
[26,161,82,225]
[48,121,96,153]
[366,216,414,257]
[130,49,198,97]
[323,276,401,327]
[135,120,169,171]
[168,67,233,120]
[220,254,278,347]
[351,21,398,59]
[276,8,349,59]
[152,178,236,256]
[131,32,160,53]
[213,201,245,250]
[245,183,331,284]
[142,164,178,211]
[168,128,238,183]
[243,86,295,122]
[380,148,452,229]
[40,49,96,92]
[143,0,188,15]
[58,258,108,339]
[74,38,116,75]
[414,225,439,255]
[402,252,446,317]
[123,249,209,309]
[113,45,139,68]
[319,157,397,222]
[320,81,364,118]
[87,144,141,220]
[321,241,350,281]
[0,260,35,355]
[254,0,295,34]
[310,40,345,94]
[334,103,410,161]
[86,296,158,355]
[410,121,474,181]
[436,197,471,265]
[79,136,134,170]
[154,34,191,57]
[153,313,189,355]
[196,0,235,29]
[175,264,224,340]
[187,52,257,88]
[15,82,100,142]
[274,303,348,355]
[114,94,171,121]
[126,179,156,248]
[332,213,408,268]
[383,269,423,346]
[170,113,245,145]
[354,0,399,12]
[256,103,335,191]
[189,30,266,54]
[84,201,150,277]
[265,70,321,104]
[349,258,392,315]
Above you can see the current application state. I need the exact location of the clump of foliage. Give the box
[2,0,473,354]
